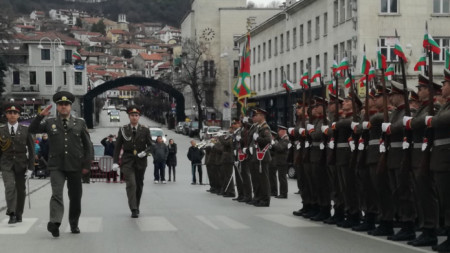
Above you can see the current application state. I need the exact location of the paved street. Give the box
[0,110,437,253]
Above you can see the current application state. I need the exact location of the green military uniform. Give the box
[268,131,278,197]
[211,139,223,194]
[0,105,35,224]
[238,121,253,202]
[232,125,244,200]
[217,133,235,197]
[203,143,217,193]
[29,91,94,237]
[271,127,289,198]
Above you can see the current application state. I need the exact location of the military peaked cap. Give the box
[127,105,141,115]
[4,103,21,113]
[53,91,75,104]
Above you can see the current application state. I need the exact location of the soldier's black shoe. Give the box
[311,209,331,222]
[223,193,235,198]
[352,221,375,232]
[232,196,243,201]
[339,218,360,229]
[275,195,287,199]
[70,225,80,234]
[47,222,60,238]
[387,228,416,241]
[136,209,140,215]
[254,201,270,207]
[369,222,394,236]
[271,193,278,197]
[303,208,319,219]
[293,209,304,217]
[246,199,257,205]
[16,216,22,223]
[131,210,139,218]
[432,238,450,252]
[407,230,437,247]
[238,197,251,203]
[8,215,17,224]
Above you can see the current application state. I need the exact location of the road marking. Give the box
[64,217,103,233]
[0,218,38,234]
[196,215,219,230]
[195,215,249,230]
[137,216,177,231]
[257,214,322,228]
[215,215,249,229]
[335,228,434,253]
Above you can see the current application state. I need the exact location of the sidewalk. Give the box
[0,175,50,213]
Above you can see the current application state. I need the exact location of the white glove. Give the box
[331,122,336,129]
[253,132,259,141]
[319,143,325,150]
[271,139,275,145]
[25,170,33,180]
[288,143,292,149]
[349,139,355,152]
[112,163,120,171]
[288,127,295,136]
[425,116,433,127]
[234,150,237,156]
[358,138,365,151]
[328,138,335,149]
[242,116,249,123]
[381,123,391,133]
[138,151,147,158]
[236,135,241,141]
[350,122,359,131]
[242,147,247,154]
[422,142,428,151]
[298,128,306,135]
[249,147,253,155]
[321,125,329,134]
[362,121,370,130]
[403,116,412,127]
[234,161,239,167]
[296,143,301,150]
[306,124,315,132]
[305,141,310,148]
[402,139,410,150]
[379,141,386,153]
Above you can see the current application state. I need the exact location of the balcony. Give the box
[11,85,40,94]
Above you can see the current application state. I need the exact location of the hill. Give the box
[0,0,190,26]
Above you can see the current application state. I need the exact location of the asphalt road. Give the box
[0,110,438,253]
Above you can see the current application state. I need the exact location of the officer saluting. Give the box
[0,104,35,224]
[29,91,94,237]
[113,106,153,218]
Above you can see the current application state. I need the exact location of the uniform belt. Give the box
[311,142,321,147]
[389,142,402,148]
[368,139,379,146]
[336,143,349,148]
[413,143,423,149]
[433,138,450,146]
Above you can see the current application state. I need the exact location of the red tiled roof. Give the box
[109,29,127,35]
[117,85,140,91]
[73,31,102,37]
[116,43,145,50]
[138,52,162,61]
[82,17,116,26]
[15,32,81,46]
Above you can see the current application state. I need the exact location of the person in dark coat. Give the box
[101,134,117,182]
[152,136,169,183]
[166,139,177,182]
[187,140,204,184]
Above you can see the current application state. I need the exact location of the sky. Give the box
[248,0,281,7]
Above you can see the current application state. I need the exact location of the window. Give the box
[381,0,398,14]
[233,60,239,77]
[300,25,304,45]
[316,55,320,69]
[287,64,291,82]
[315,16,320,40]
[75,72,82,85]
[434,0,450,14]
[307,58,312,77]
[300,60,304,74]
[29,71,36,85]
[324,12,328,35]
[209,61,214,77]
[379,37,398,62]
[269,70,272,89]
[307,20,312,43]
[253,48,256,63]
[268,40,272,58]
[347,0,352,19]
[334,44,339,61]
[65,50,72,64]
[263,42,266,60]
[432,38,450,61]
[334,0,339,25]
[274,37,278,56]
[41,49,50,60]
[293,28,297,48]
[263,72,266,90]
[258,74,261,91]
[63,71,67,85]
[340,0,345,22]
[258,45,261,62]
[324,53,328,77]
[275,68,278,88]
[347,40,352,65]
[293,62,297,82]
[45,71,52,85]
[340,42,345,60]
[13,71,20,84]
[280,34,284,53]
[286,31,290,51]
[280,66,284,83]
[233,35,240,48]
[252,75,256,91]
[203,61,209,76]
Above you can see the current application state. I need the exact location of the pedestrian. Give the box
[166,139,177,182]
[187,140,204,185]
[112,106,153,218]
[152,136,169,184]
[29,91,94,237]
[101,134,116,183]
[38,133,49,177]
[0,104,35,224]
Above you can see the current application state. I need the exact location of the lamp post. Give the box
[192,105,196,120]
[31,98,35,115]
[22,98,27,114]
[220,52,232,127]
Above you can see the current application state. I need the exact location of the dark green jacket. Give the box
[430,101,450,171]
[272,134,290,166]
[0,124,35,172]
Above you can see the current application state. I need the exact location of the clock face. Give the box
[201,27,215,41]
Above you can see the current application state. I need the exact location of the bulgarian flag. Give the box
[336,57,349,71]
[393,42,408,63]
[328,80,337,94]
[377,48,387,69]
[233,33,252,100]
[310,68,321,83]
[361,53,371,75]
[344,76,355,88]
[300,71,309,89]
[332,60,342,77]
[72,50,81,60]
[414,54,427,71]
[423,29,441,55]
[358,76,367,88]
[368,67,375,81]
[385,64,395,80]
[282,79,294,92]
[445,49,450,70]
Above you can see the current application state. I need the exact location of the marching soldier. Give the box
[404,74,441,247]
[0,104,34,224]
[29,91,94,237]
[112,106,153,218]
[217,127,235,197]
[381,81,417,241]
[271,125,290,199]
[426,68,450,252]
[248,108,272,207]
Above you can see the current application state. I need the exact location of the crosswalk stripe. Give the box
[137,216,177,231]
[64,217,103,233]
[257,214,322,228]
[0,218,38,234]
[215,215,249,229]
[196,215,220,230]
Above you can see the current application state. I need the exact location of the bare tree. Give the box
[247,1,256,8]
[267,1,282,8]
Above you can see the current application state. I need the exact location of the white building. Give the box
[156,25,181,43]
[238,0,450,125]
[3,32,88,115]
[180,0,281,123]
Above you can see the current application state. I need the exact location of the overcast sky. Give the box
[248,0,282,8]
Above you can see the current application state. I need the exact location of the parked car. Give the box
[109,110,120,122]
[199,126,221,140]
[107,105,116,115]
[187,121,199,137]
[149,127,167,143]
[117,105,127,111]
[182,122,190,135]
[175,122,187,134]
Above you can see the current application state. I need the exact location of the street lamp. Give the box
[22,98,27,113]
[192,105,196,120]
[220,52,232,127]
[31,98,35,115]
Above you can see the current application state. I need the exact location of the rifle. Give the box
[377,59,390,174]
[327,70,340,165]
[347,59,359,171]
[303,78,312,163]
[320,74,328,162]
